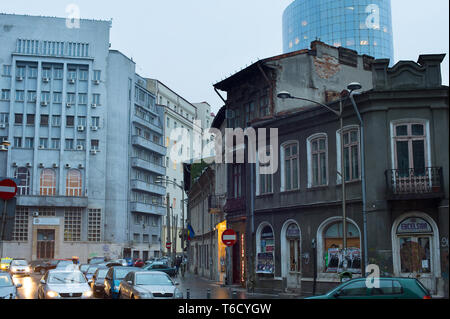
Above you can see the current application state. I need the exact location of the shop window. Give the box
[256,224,275,274]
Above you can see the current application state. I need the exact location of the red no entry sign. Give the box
[166,242,172,250]
[222,229,237,247]
[0,179,17,201]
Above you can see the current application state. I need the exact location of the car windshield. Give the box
[0,274,13,287]
[1,259,12,264]
[80,265,89,272]
[57,260,73,267]
[48,272,87,284]
[114,268,134,280]
[89,258,104,264]
[11,260,28,266]
[135,273,173,286]
[87,266,98,274]
[96,269,108,279]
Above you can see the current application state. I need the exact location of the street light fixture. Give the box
[277,83,362,272]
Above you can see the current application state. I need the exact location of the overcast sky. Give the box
[1,0,449,113]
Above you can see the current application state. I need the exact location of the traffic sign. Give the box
[166,242,172,250]
[222,229,237,247]
[0,179,17,201]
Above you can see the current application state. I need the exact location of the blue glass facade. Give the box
[283,0,394,61]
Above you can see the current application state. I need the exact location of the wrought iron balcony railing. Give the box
[385,167,444,199]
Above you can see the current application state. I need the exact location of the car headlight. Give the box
[47,291,59,298]
[10,267,17,272]
[139,293,153,299]
[83,291,93,298]
[25,267,31,272]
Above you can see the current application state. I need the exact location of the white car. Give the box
[118,271,183,299]
[9,259,31,276]
[37,269,93,299]
[0,272,22,299]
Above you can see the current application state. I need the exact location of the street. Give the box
[11,271,292,300]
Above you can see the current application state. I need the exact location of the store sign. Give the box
[33,218,60,226]
[286,224,300,239]
[397,218,432,234]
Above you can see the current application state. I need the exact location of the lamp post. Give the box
[277,84,362,270]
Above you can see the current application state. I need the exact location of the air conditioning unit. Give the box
[78,164,85,169]
[42,77,49,83]
[16,76,23,81]
[76,145,84,151]
[68,78,75,84]
[39,163,44,168]
[53,163,59,168]
[91,104,97,108]
[93,80,100,85]
[65,164,71,169]
[91,126,98,131]
[90,149,98,155]
[0,145,7,151]
[66,103,72,108]
[33,212,39,217]
[12,162,18,167]
[0,123,6,129]
[41,101,48,106]
[77,125,85,132]
[26,163,32,168]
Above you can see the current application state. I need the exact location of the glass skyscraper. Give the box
[282,0,394,61]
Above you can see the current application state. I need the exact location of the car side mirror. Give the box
[16,283,23,288]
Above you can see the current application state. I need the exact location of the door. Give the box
[37,230,55,259]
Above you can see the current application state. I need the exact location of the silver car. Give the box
[0,272,22,299]
[9,259,31,276]
[118,271,183,299]
[37,269,93,299]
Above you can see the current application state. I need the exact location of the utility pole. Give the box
[166,193,171,261]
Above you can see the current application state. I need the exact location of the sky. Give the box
[1,0,449,114]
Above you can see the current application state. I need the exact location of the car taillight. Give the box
[423,295,432,299]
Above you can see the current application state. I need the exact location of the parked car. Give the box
[133,259,145,268]
[143,261,177,277]
[124,258,133,267]
[88,257,107,265]
[37,269,93,299]
[78,264,90,275]
[9,259,31,277]
[0,272,22,299]
[29,260,51,274]
[0,258,13,271]
[305,277,433,299]
[90,267,109,298]
[103,266,135,299]
[119,271,183,299]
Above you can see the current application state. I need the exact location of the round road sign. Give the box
[166,242,172,250]
[0,179,17,200]
[222,229,237,247]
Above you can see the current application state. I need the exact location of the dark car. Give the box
[29,260,50,274]
[85,265,102,281]
[305,277,433,299]
[90,266,108,298]
[104,267,135,299]
[143,261,177,277]
[55,259,77,270]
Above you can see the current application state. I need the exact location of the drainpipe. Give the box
[349,93,368,275]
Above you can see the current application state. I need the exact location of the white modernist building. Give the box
[0,14,166,262]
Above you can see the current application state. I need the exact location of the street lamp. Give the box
[277,83,362,271]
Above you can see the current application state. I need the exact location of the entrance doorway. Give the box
[37,229,55,259]
[232,232,240,284]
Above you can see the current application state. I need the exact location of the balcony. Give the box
[208,194,226,214]
[130,202,166,216]
[130,180,166,196]
[131,135,166,156]
[131,157,166,175]
[132,115,163,135]
[223,198,246,220]
[385,167,444,200]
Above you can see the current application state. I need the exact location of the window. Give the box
[51,115,60,127]
[93,70,101,81]
[15,114,23,125]
[286,223,301,272]
[393,122,427,176]
[371,280,403,295]
[91,140,99,151]
[15,167,31,195]
[38,208,56,217]
[13,207,28,242]
[16,66,25,78]
[259,148,273,195]
[67,93,75,104]
[337,128,360,182]
[41,92,50,103]
[78,93,87,105]
[54,68,63,80]
[77,139,86,149]
[26,114,35,125]
[88,209,101,242]
[15,90,25,102]
[40,169,56,196]
[232,164,243,198]
[40,115,49,126]
[66,169,82,197]
[78,116,87,127]
[91,117,100,127]
[67,69,77,80]
[42,68,51,79]
[51,138,60,149]
[0,113,8,124]
[39,138,48,149]
[65,139,74,150]
[14,137,22,148]
[79,69,88,81]
[66,116,75,127]
[25,137,34,148]
[1,89,10,101]
[339,281,368,297]
[260,94,269,117]
[53,92,62,104]
[143,235,149,243]
[92,94,100,105]
[283,143,299,191]
[27,91,37,103]
[133,233,140,243]
[28,67,37,79]
[309,135,328,187]
[64,208,82,242]
[2,65,11,76]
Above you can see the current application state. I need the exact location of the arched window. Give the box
[40,169,56,196]
[323,221,361,273]
[256,224,275,275]
[66,169,82,197]
[15,167,31,195]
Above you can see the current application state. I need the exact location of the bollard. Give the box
[232,290,238,299]
[186,288,190,299]
[206,289,211,299]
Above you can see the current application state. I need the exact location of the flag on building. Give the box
[187,224,195,241]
